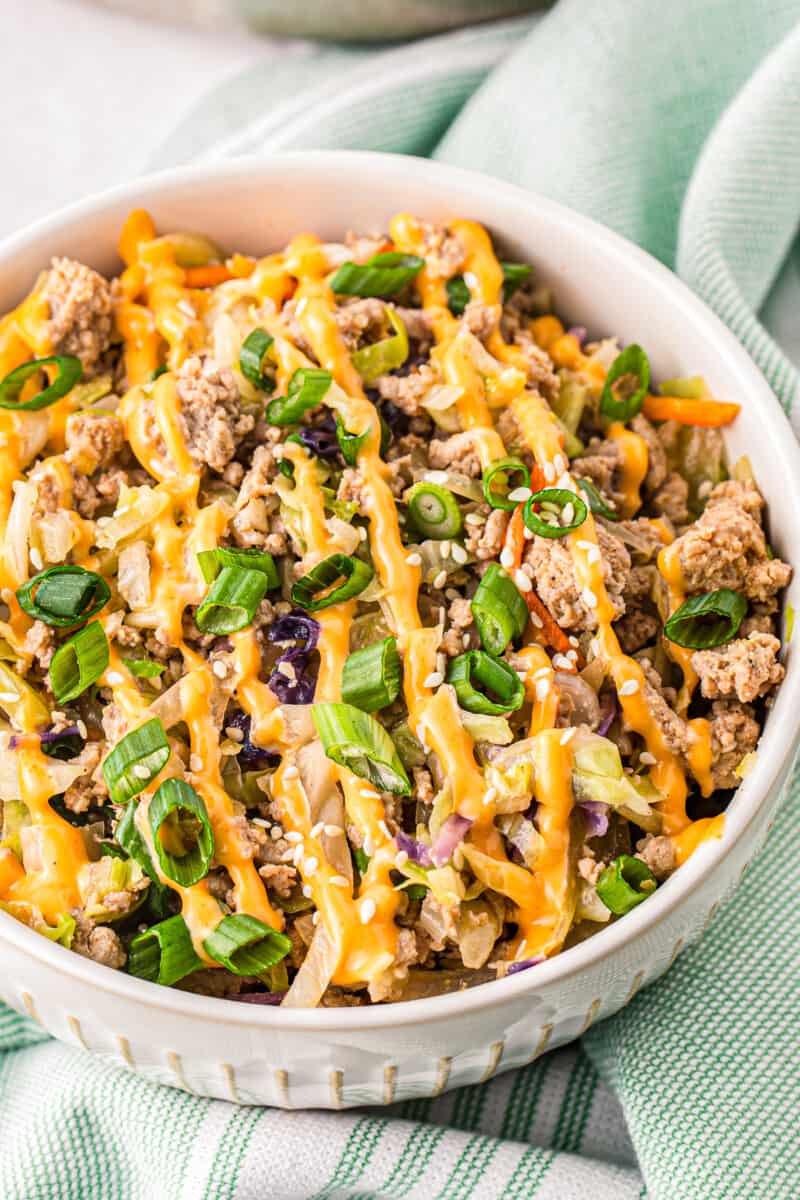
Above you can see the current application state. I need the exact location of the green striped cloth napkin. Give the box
[4,3,800,1197]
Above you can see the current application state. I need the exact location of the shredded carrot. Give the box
[529,463,547,494]
[183,264,235,288]
[642,394,740,428]
[503,504,526,570]
[525,589,577,661]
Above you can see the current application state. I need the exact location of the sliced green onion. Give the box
[336,413,391,466]
[446,650,524,715]
[312,701,411,794]
[291,553,373,612]
[351,308,409,383]
[239,328,275,392]
[576,477,620,522]
[204,913,292,975]
[17,566,111,628]
[600,344,650,421]
[116,801,159,881]
[0,355,82,411]
[406,482,463,539]
[354,847,370,875]
[446,262,532,316]
[471,563,529,656]
[148,778,214,888]
[195,566,268,635]
[330,252,424,298]
[500,261,533,301]
[446,276,471,316]
[265,368,332,426]
[664,589,747,649]
[596,854,657,915]
[196,546,279,590]
[658,375,706,399]
[482,457,531,511]
[523,488,588,539]
[342,637,402,712]
[128,914,202,986]
[49,621,109,704]
[151,365,168,381]
[102,717,171,805]
[122,657,165,678]
[277,432,303,478]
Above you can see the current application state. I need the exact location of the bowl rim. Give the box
[1,149,798,1032]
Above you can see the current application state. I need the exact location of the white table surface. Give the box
[0,0,271,237]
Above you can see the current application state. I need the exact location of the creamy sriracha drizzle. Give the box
[0,210,728,991]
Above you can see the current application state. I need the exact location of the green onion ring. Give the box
[239,328,275,392]
[600,344,650,421]
[522,488,588,539]
[664,589,747,649]
[148,777,214,888]
[406,482,463,539]
[596,855,657,915]
[341,637,402,712]
[447,650,525,715]
[312,701,411,795]
[48,621,109,704]
[0,355,83,411]
[102,718,171,805]
[204,913,292,975]
[195,566,268,635]
[17,565,111,628]
[482,457,531,511]
[291,553,373,612]
[470,564,529,656]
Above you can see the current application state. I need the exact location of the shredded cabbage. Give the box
[96,484,170,550]
[77,857,148,922]
[0,900,75,946]
[571,731,662,832]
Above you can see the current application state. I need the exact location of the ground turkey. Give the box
[375,362,437,416]
[669,482,791,602]
[175,356,254,473]
[71,914,126,969]
[708,700,760,789]
[652,472,690,526]
[691,632,784,703]
[42,257,113,374]
[428,431,485,477]
[65,411,124,474]
[570,439,624,513]
[524,524,631,631]
[630,414,667,493]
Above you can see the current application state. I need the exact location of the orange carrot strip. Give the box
[525,589,578,662]
[183,264,235,288]
[642,394,740,428]
[503,504,526,571]
[529,463,547,494]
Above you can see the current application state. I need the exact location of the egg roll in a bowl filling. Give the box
[0,210,790,1007]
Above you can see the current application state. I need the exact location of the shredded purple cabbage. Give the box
[11,724,83,759]
[227,991,284,1006]
[431,814,473,868]
[379,399,410,438]
[396,830,433,868]
[597,692,618,737]
[577,800,609,839]
[298,414,341,462]
[566,325,588,347]
[266,610,321,705]
[225,712,280,770]
[507,955,546,976]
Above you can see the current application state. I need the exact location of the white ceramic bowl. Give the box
[1,152,798,1109]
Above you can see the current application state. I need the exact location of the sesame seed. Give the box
[533,667,551,680]
[132,763,151,780]
[528,609,543,628]
[535,678,551,701]
[330,874,350,888]
[463,271,479,290]
[482,786,497,807]
[360,786,380,800]
[358,526,368,541]
[433,569,448,590]
[279,849,295,863]
[363,835,374,856]
[302,884,313,899]
[284,764,299,780]
[568,636,580,648]
[514,569,532,593]
[439,540,451,558]
[324,824,344,837]
[405,552,422,567]
[294,297,308,317]
[561,502,575,526]
[499,547,515,570]
[523,526,535,540]
[310,821,324,838]
[292,845,304,866]
[423,671,443,688]
[395,850,409,867]
[553,453,567,475]
[76,720,87,739]
[303,856,319,875]
[424,470,449,485]
[312,911,320,925]
[360,898,377,924]
[0,588,13,604]
[29,548,43,571]
[212,659,228,679]
[508,486,532,503]
[225,726,245,742]
[189,754,203,772]
[465,512,484,526]
[378,819,391,840]
[285,831,303,844]
[587,546,601,565]
[581,587,598,609]
[560,727,577,745]
[462,633,471,649]
[270,826,283,840]
[619,679,640,696]
[639,751,657,766]
[557,472,574,490]
[177,299,196,318]
[251,817,270,829]
[106,671,124,685]
[451,543,468,565]
[552,653,573,671]
[543,462,556,482]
